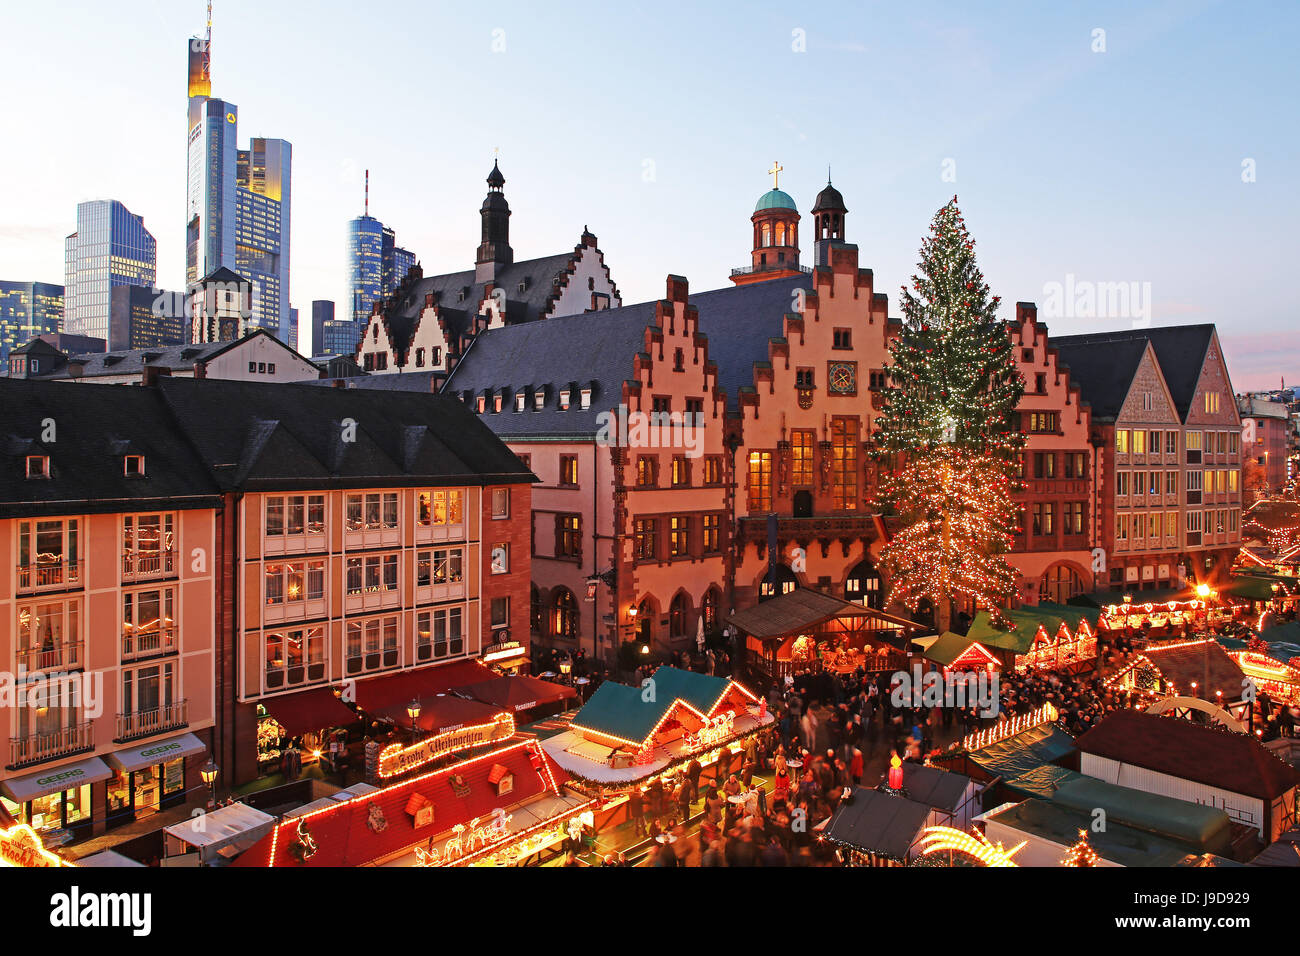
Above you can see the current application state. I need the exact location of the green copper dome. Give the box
[754,188,797,213]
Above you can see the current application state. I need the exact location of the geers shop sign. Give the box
[378,714,515,778]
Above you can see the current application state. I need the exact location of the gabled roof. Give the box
[1140,640,1248,702]
[1052,325,1218,421]
[727,588,882,640]
[0,379,222,518]
[1075,710,1300,800]
[822,788,932,860]
[155,377,533,491]
[442,275,814,439]
[569,667,751,747]
[25,329,317,381]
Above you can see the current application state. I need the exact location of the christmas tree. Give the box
[875,198,1024,632]
[1062,830,1098,867]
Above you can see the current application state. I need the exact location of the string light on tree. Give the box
[1062,829,1099,867]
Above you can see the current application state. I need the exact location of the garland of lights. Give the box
[875,198,1024,622]
[1062,829,1099,867]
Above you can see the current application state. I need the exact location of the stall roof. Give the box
[1051,776,1232,853]
[822,788,933,860]
[967,721,1077,784]
[897,763,973,814]
[1076,710,1300,801]
[262,687,358,739]
[923,632,996,667]
[1251,830,1300,867]
[966,603,1100,652]
[568,667,751,745]
[459,675,577,714]
[76,850,145,868]
[726,588,919,640]
[164,803,275,853]
[1140,640,1247,702]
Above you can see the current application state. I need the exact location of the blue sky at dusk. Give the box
[1,0,1295,386]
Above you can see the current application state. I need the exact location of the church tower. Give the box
[811,177,847,266]
[731,162,803,285]
[476,159,513,282]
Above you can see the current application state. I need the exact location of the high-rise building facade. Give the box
[185,32,291,339]
[287,306,299,353]
[348,215,415,327]
[108,285,187,350]
[63,201,156,342]
[0,280,63,362]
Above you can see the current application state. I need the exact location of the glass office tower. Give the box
[0,281,63,361]
[63,200,157,342]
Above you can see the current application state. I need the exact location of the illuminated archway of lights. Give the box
[917,826,1024,867]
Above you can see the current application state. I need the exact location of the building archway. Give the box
[792,489,813,517]
[701,586,721,632]
[1039,562,1087,605]
[845,559,884,609]
[669,591,691,640]
[634,596,659,647]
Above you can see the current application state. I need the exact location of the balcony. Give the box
[121,550,176,581]
[264,661,327,690]
[729,263,813,278]
[121,626,177,661]
[6,721,94,770]
[115,699,188,743]
[16,561,79,592]
[345,649,401,676]
[15,639,84,674]
[737,513,880,556]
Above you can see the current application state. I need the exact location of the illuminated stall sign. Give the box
[0,824,74,868]
[378,713,515,778]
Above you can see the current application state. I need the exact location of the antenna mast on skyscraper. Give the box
[203,0,213,80]
[365,169,370,217]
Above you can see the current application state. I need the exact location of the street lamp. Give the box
[200,759,219,809]
[559,657,572,682]
[407,698,422,738]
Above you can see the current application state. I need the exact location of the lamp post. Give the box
[200,759,219,810]
[559,657,573,685]
[407,698,422,739]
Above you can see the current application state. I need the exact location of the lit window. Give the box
[25,455,50,479]
[124,455,146,477]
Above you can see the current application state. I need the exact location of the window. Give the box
[515,392,526,412]
[490,597,510,630]
[415,348,425,368]
[1165,470,1178,495]
[1229,509,1239,532]
[702,457,723,486]
[1116,472,1130,497]
[265,627,325,686]
[416,490,464,527]
[1166,431,1178,455]
[559,389,571,410]
[1063,452,1086,479]
[121,661,176,721]
[345,554,399,595]
[266,495,325,536]
[26,455,50,479]
[1116,430,1130,454]
[557,514,582,558]
[671,456,690,487]
[1132,471,1145,497]
[1186,511,1202,533]
[491,488,510,519]
[791,430,815,486]
[1165,511,1178,538]
[266,560,325,605]
[1186,431,1202,451]
[124,455,145,477]
[17,518,79,590]
[1149,513,1162,540]
[1115,515,1128,543]
[747,452,772,511]
[551,590,577,641]
[832,328,852,350]
[685,398,704,418]
[123,513,175,577]
[346,615,401,672]
[670,516,689,557]
[346,492,398,531]
[1031,502,1054,536]
[1034,373,1047,394]
[1205,392,1220,414]
[1131,430,1146,455]
[670,593,689,638]
[580,388,592,409]
[490,544,509,574]
[1034,452,1056,479]
[1187,470,1202,492]
[634,519,657,560]
[14,599,80,672]
[1142,391,1153,411]
[1228,432,1239,455]
[417,548,464,586]
[1026,412,1058,434]
[651,396,671,414]
[702,514,720,553]
[1229,469,1239,492]
[1146,471,1160,496]
[559,455,579,487]
[831,418,858,511]
[534,389,545,411]
[1064,502,1085,535]
[795,368,815,390]
[636,456,657,487]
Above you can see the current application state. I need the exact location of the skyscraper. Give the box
[108,285,187,349]
[0,281,63,362]
[63,200,156,341]
[348,217,415,327]
[185,22,291,339]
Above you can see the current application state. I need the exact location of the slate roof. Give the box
[155,377,533,492]
[1075,709,1300,801]
[0,379,222,518]
[822,787,932,860]
[1140,640,1248,703]
[441,274,814,438]
[25,329,316,381]
[379,251,583,355]
[1052,325,1218,422]
[897,762,973,814]
[727,588,877,640]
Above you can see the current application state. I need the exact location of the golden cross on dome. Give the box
[769,160,783,189]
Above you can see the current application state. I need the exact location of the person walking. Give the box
[628,786,646,837]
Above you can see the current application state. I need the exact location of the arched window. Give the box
[776,222,786,246]
[1039,564,1084,604]
[759,564,799,601]
[761,223,772,247]
[530,583,544,635]
[845,560,883,609]
[552,588,577,640]
[636,597,654,646]
[701,587,720,631]
[669,593,690,638]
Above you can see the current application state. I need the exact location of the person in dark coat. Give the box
[628,787,646,836]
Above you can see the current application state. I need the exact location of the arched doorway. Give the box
[635,597,655,647]
[845,559,883,609]
[552,588,578,641]
[701,586,721,632]
[792,490,813,518]
[1039,563,1085,604]
[759,564,799,602]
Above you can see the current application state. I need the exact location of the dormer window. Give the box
[476,396,487,414]
[518,278,529,293]
[559,389,571,410]
[124,455,146,477]
[515,393,526,412]
[493,394,503,413]
[25,455,50,479]
[580,388,592,410]
[534,390,545,411]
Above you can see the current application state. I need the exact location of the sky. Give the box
[1,0,1296,388]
